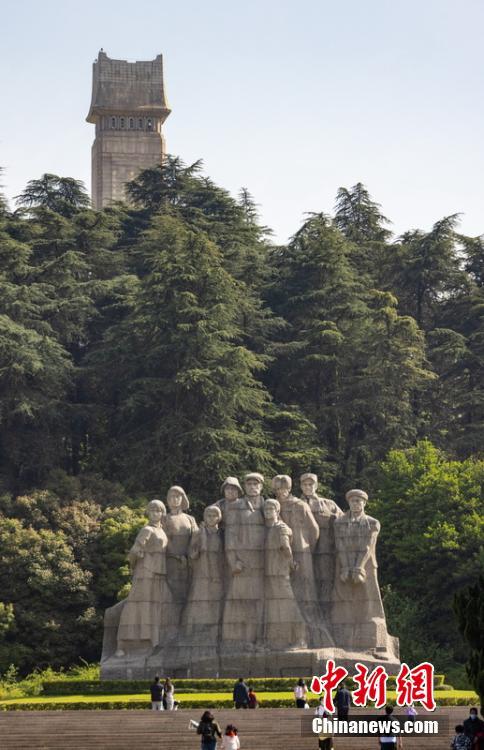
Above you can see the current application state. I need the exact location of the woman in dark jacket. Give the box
[197,711,222,750]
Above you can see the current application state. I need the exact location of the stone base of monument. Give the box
[101,640,400,679]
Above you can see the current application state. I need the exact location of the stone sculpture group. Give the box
[101,473,399,678]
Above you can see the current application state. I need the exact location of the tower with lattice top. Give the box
[86,50,170,209]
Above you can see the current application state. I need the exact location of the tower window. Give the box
[129,118,134,129]
[111,117,116,128]
[138,118,143,129]
[147,118,153,131]
[120,117,125,129]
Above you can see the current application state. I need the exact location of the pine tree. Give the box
[334,182,391,282]
[386,215,466,330]
[0,207,74,490]
[267,213,432,492]
[454,577,484,713]
[89,214,272,504]
[16,174,90,217]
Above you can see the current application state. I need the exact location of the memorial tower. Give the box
[86,50,171,209]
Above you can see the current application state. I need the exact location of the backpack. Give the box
[200,721,215,739]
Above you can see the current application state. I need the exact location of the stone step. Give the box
[0,706,469,750]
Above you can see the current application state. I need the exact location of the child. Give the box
[315,697,327,718]
[248,687,258,709]
[405,704,417,723]
[452,725,472,750]
[318,711,333,750]
[221,724,240,750]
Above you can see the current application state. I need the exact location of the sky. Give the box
[1,0,484,243]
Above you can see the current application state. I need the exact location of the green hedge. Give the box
[0,695,472,712]
[41,674,446,696]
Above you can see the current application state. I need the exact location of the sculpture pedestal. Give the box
[101,641,400,679]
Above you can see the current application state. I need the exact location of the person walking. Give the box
[379,706,402,750]
[197,711,222,750]
[335,683,351,720]
[220,724,241,750]
[317,711,333,750]
[451,725,472,750]
[315,697,329,718]
[464,708,484,742]
[164,677,175,710]
[294,678,308,708]
[150,675,164,710]
[405,704,417,723]
[233,677,250,709]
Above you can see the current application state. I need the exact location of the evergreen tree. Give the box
[89,214,272,504]
[0,206,74,490]
[386,215,466,330]
[431,234,484,456]
[267,213,430,492]
[126,156,271,286]
[454,577,484,713]
[334,182,391,282]
[16,174,89,218]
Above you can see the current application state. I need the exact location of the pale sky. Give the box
[2,0,484,242]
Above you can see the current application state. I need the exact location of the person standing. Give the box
[197,711,222,750]
[335,683,351,720]
[163,677,175,710]
[248,687,258,709]
[150,675,164,710]
[233,677,250,709]
[294,678,308,708]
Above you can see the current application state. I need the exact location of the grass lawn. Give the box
[0,689,478,707]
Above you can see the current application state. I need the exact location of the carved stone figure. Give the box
[100,474,400,679]
[263,499,308,648]
[164,485,198,619]
[300,472,343,613]
[181,505,224,642]
[115,499,176,656]
[272,475,333,647]
[222,472,266,646]
[332,489,394,657]
[215,476,243,525]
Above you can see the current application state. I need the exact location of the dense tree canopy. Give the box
[0,158,482,678]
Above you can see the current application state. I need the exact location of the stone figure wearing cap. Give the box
[263,498,309,648]
[216,476,243,525]
[332,489,392,656]
[164,485,198,620]
[181,505,224,644]
[300,473,343,613]
[115,500,177,657]
[271,475,334,648]
[222,472,266,646]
